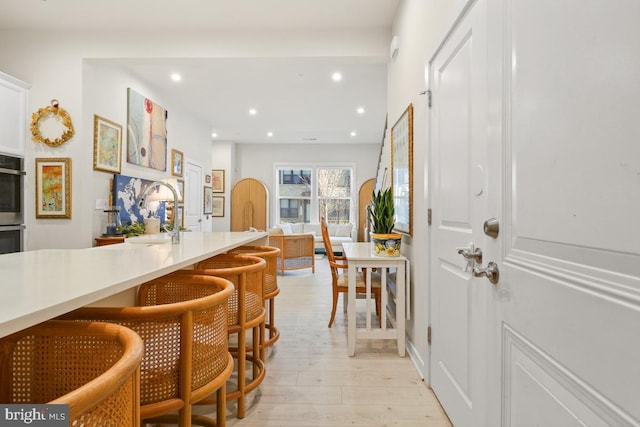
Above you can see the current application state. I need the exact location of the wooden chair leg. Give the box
[328,291,339,327]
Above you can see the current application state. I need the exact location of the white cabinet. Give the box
[0,72,30,157]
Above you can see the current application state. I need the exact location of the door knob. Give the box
[483,218,499,238]
[473,262,499,285]
[456,244,482,272]
[456,246,483,264]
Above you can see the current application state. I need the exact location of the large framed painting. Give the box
[391,103,413,236]
[112,174,166,226]
[126,88,167,171]
[93,115,122,173]
[36,158,72,219]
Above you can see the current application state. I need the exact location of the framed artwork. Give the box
[112,174,166,225]
[177,205,184,227]
[212,196,225,217]
[203,187,213,214]
[126,88,167,171]
[391,103,413,236]
[205,174,211,184]
[93,115,122,173]
[171,149,184,177]
[176,179,184,203]
[211,169,225,193]
[36,158,72,219]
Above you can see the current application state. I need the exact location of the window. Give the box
[275,165,354,224]
[317,167,351,224]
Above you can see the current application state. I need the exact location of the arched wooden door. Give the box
[231,178,268,231]
[357,178,375,241]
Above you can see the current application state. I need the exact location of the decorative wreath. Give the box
[30,99,75,147]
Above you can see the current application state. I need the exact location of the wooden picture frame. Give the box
[93,115,122,173]
[176,179,184,203]
[36,158,72,219]
[177,204,184,227]
[203,186,213,214]
[391,103,413,236]
[171,149,184,177]
[212,196,225,217]
[211,169,225,193]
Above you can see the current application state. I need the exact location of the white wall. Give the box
[382,0,470,378]
[210,140,236,231]
[236,143,380,229]
[0,27,389,249]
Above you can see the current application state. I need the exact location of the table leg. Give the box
[397,261,406,356]
[348,262,356,356]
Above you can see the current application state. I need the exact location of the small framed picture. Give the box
[36,158,72,219]
[171,149,184,177]
[211,169,225,193]
[203,186,213,214]
[93,115,122,173]
[176,179,184,203]
[212,196,225,217]
[177,204,184,227]
[205,174,211,184]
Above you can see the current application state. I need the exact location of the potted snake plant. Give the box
[367,187,402,256]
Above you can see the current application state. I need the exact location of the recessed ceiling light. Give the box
[332,72,342,82]
[267,132,273,137]
[170,73,181,82]
[357,107,365,114]
[350,131,357,137]
[249,108,257,116]
[211,133,218,138]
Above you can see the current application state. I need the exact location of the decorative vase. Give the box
[370,232,402,257]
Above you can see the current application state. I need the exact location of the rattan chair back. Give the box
[0,320,143,426]
[59,273,234,427]
[227,245,281,348]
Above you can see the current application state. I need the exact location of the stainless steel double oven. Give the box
[0,154,25,254]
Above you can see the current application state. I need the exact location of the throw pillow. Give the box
[336,224,353,237]
[279,223,293,234]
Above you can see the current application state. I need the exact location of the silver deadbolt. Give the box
[483,218,499,238]
[473,262,500,285]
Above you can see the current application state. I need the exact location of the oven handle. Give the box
[0,225,25,231]
[0,167,26,176]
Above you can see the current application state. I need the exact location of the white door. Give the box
[184,159,203,231]
[430,1,640,426]
[484,1,640,426]
[428,0,489,425]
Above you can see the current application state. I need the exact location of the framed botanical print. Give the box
[171,149,184,177]
[211,169,225,193]
[203,186,213,214]
[176,179,184,203]
[391,103,413,236]
[36,158,72,219]
[93,115,122,173]
[212,196,225,217]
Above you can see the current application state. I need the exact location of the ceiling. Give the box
[0,0,400,145]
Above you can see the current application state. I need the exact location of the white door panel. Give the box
[484,0,640,426]
[430,1,640,426]
[429,1,488,425]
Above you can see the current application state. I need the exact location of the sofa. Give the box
[271,222,356,253]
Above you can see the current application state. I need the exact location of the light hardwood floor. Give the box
[197,255,453,427]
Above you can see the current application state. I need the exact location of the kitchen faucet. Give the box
[138,181,181,244]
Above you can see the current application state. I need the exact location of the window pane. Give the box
[317,168,351,197]
[279,169,311,197]
[280,198,310,222]
[319,199,351,224]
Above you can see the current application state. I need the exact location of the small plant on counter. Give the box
[116,222,145,237]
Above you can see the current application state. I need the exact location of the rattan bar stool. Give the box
[0,319,143,426]
[228,245,281,348]
[192,254,266,419]
[60,273,234,427]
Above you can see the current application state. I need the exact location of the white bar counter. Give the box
[0,231,267,338]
